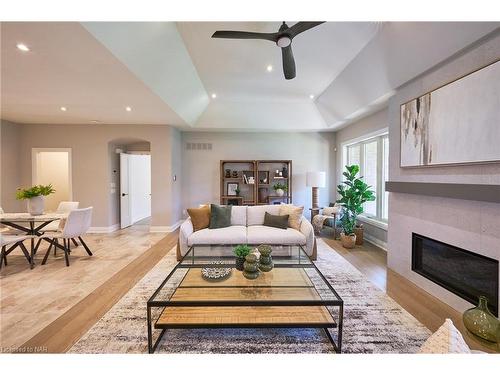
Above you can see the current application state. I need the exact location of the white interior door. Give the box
[120,153,131,229]
[129,154,151,223]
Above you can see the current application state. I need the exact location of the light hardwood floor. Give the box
[0,223,174,352]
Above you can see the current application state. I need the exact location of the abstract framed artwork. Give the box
[400,59,500,167]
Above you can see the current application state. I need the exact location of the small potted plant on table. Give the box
[273,182,287,197]
[336,165,375,249]
[233,244,252,271]
[16,184,56,215]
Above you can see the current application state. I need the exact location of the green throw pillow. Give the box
[263,212,289,230]
[209,204,232,229]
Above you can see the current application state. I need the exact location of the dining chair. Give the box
[0,207,23,235]
[1,234,33,269]
[41,207,93,267]
[40,201,80,251]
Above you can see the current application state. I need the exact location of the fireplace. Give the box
[412,233,499,316]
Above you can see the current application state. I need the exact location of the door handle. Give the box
[122,193,128,197]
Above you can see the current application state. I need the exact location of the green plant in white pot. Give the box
[336,165,375,249]
[16,184,56,215]
[273,182,287,197]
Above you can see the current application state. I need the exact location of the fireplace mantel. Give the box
[385,182,500,203]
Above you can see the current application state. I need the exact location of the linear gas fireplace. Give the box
[412,233,499,316]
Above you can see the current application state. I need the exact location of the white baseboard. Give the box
[88,224,120,233]
[364,233,388,251]
[150,220,183,233]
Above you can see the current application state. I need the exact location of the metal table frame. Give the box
[146,244,344,354]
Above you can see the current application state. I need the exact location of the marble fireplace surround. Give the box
[387,191,500,314]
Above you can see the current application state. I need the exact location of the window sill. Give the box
[357,215,388,231]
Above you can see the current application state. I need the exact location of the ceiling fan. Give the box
[211,21,325,80]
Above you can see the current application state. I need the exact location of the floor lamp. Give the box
[306,171,326,209]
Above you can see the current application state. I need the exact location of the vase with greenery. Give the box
[16,184,56,215]
[233,244,252,271]
[273,182,287,197]
[336,165,375,249]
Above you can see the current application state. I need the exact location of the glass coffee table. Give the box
[147,244,344,353]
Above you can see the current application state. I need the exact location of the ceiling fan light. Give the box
[276,36,291,48]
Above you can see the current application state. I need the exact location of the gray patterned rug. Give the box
[69,240,430,354]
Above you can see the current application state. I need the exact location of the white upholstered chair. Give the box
[42,201,80,232]
[1,234,33,269]
[40,207,93,267]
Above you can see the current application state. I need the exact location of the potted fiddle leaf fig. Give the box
[16,184,56,215]
[336,165,375,249]
[233,244,252,271]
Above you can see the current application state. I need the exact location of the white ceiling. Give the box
[1,22,498,130]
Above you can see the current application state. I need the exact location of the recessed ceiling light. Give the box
[60,106,67,112]
[16,43,30,52]
[309,94,315,99]
[125,106,132,112]
[266,65,273,72]
[211,93,217,99]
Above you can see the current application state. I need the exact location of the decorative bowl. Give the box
[201,261,232,281]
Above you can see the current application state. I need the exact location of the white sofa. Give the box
[177,205,317,260]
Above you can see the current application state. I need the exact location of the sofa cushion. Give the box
[279,204,304,230]
[188,226,247,246]
[230,205,247,226]
[263,212,289,229]
[209,204,232,229]
[187,205,210,232]
[247,225,306,245]
[247,205,281,226]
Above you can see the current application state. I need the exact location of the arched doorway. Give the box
[108,138,151,230]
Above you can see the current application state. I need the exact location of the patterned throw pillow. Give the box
[419,319,471,354]
[187,204,210,232]
[279,204,304,230]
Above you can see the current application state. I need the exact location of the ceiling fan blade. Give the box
[281,45,296,80]
[212,30,278,42]
[287,22,325,38]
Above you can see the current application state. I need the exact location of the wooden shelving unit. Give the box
[220,160,292,206]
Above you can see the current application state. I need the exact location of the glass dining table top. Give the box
[0,212,67,222]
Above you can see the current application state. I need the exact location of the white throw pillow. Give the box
[419,319,471,354]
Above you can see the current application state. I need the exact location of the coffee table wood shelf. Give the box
[147,244,343,353]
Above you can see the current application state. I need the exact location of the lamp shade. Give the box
[306,171,326,188]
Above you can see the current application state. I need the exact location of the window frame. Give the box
[340,128,389,226]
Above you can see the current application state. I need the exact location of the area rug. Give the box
[69,240,430,354]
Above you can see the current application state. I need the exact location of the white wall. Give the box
[181,131,335,218]
[387,32,500,314]
[34,151,71,212]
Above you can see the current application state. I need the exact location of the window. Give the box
[344,132,389,223]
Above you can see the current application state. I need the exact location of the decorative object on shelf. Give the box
[258,245,273,272]
[234,187,241,196]
[225,169,231,178]
[258,187,268,203]
[275,169,280,177]
[233,244,252,271]
[243,253,260,279]
[463,296,500,343]
[282,166,288,178]
[247,176,255,184]
[16,184,56,216]
[306,171,326,209]
[232,170,239,178]
[273,182,287,197]
[336,165,375,249]
[401,60,500,167]
[227,182,239,196]
[201,261,232,281]
[354,224,364,245]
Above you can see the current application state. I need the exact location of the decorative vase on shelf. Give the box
[27,196,45,215]
[462,296,500,343]
[225,169,231,178]
[282,167,288,178]
[275,189,284,197]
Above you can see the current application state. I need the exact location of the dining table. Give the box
[0,212,68,268]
